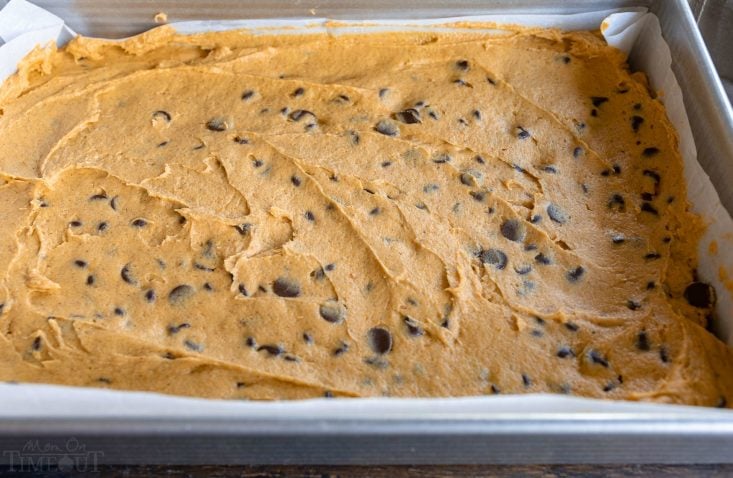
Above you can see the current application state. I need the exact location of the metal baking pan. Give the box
[1,0,732,466]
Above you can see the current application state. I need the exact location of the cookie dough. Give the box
[0,24,731,406]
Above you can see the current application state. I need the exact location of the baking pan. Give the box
[0,0,732,466]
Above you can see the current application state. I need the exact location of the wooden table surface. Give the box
[73,465,731,477]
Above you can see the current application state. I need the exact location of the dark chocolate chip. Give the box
[557,346,575,358]
[167,322,191,335]
[542,165,558,174]
[241,90,255,101]
[288,109,316,122]
[475,155,485,164]
[257,344,283,357]
[319,300,345,324]
[131,218,147,228]
[589,350,609,367]
[514,264,532,275]
[631,115,644,132]
[403,316,424,337]
[612,164,622,174]
[304,211,315,222]
[433,153,451,164]
[646,281,656,290]
[206,118,229,132]
[168,284,194,304]
[367,327,393,355]
[659,346,669,363]
[152,110,171,122]
[469,191,485,202]
[530,215,542,224]
[627,300,641,311]
[591,96,609,107]
[69,220,82,228]
[273,277,300,298]
[74,260,88,268]
[522,374,532,387]
[566,266,585,283]
[110,196,119,210]
[644,252,661,260]
[144,289,156,303]
[379,88,389,98]
[245,337,256,348]
[237,283,249,297]
[561,55,571,64]
[89,193,108,201]
[684,282,716,308]
[290,87,305,97]
[97,221,108,233]
[535,253,552,265]
[500,219,525,242]
[643,147,660,157]
[332,341,349,356]
[479,248,507,270]
[608,194,626,212]
[455,59,470,70]
[547,203,568,224]
[393,109,421,124]
[120,264,136,285]
[636,330,650,351]
[86,275,95,286]
[573,147,583,158]
[472,110,482,120]
[516,126,531,139]
[565,322,579,332]
[375,119,399,137]
[234,223,251,236]
[31,336,42,351]
[252,158,264,168]
[302,333,313,344]
[641,202,659,215]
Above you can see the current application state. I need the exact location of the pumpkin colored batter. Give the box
[0,24,730,406]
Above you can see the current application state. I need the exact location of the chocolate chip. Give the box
[257,344,283,356]
[469,191,485,202]
[514,264,532,275]
[109,196,120,211]
[565,322,579,332]
[74,260,88,268]
[608,194,626,212]
[89,193,108,201]
[589,350,609,367]
[530,215,542,224]
[643,147,660,157]
[479,248,507,270]
[241,90,255,101]
[206,118,229,132]
[252,158,264,168]
[455,59,470,70]
[535,253,552,265]
[97,222,108,233]
[547,203,568,224]
[631,115,644,132]
[131,218,147,228]
[393,109,421,124]
[403,316,424,336]
[291,87,305,97]
[530,329,543,337]
[591,96,609,107]
[304,211,315,222]
[367,327,393,355]
[167,322,191,335]
[522,374,532,387]
[302,333,313,344]
[120,264,136,285]
[332,341,349,356]
[144,289,156,303]
[684,282,716,308]
[627,300,641,310]
[659,346,669,363]
[566,266,585,283]
[152,110,171,122]
[516,126,530,139]
[378,88,389,99]
[272,277,300,298]
[542,165,558,174]
[234,223,251,236]
[573,147,583,158]
[641,202,659,215]
[319,300,345,324]
[86,275,95,286]
[636,330,650,351]
[557,346,575,358]
[245,337,256,348]
[475,155,485,164]
[472,110,481,120]
[288,109,316,122]
[500,219,525,242]
[644,252,661,260]
[561,55,571,64]
[375,119,399,137]
[69,220,82,228]
[433,153,451,164]
[168,284,194,304]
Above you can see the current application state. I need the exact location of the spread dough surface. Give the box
[0,24,731,406]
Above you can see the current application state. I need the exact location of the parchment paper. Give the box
[0,0,730,415]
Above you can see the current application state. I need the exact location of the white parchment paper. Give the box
[0,0,731,415]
